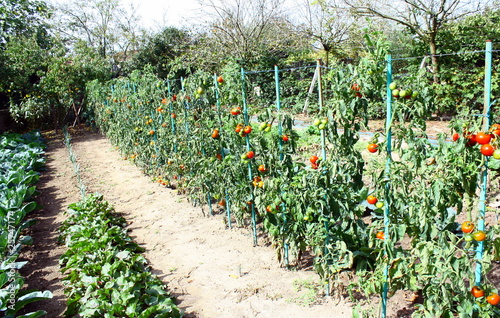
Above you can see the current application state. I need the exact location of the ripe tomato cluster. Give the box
[453,124,500,158]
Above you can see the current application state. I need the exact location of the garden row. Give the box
[87,49,500,317]
[58,130,181,317]
[0,132,52,317]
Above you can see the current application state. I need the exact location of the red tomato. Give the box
[367,143,378,153]
[258,164,266,172]
[211,129,220,139]
[471,286,485,298]
[376,231,385,240]
[310,155,319,164]
[367,195,378,205]
[282,135,289,142]
[480,144,495,156]
[230,107,241,115]
[311,163,319,170]
[490,123,500,131]
[243,125,252,134]
[476,132,492,145]
[351,83,361,91]
[452,133,460,141]
[171,113,177,119]
[171,94,177,101]
[486,293,500,305]
[235,124,243,133]
[461,221,474,233]
[217,76,224,83]
[246,151,255,159]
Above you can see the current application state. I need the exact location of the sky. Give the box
[48,0,303,31]
[127,0,202,30]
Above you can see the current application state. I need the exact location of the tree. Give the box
[0,0,50,46]
[52,0,142,74]
[128,27,191,79]
[293,0,358,66]
[198,0,304,67]
[341,0,494,82]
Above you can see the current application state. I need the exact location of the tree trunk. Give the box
[429,37,439,83]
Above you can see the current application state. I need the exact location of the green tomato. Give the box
[411,91,418,99]
[389,82,397,90]
[392,89,399,97]
[375,201,384,209]
[320,118,328,125]
[259,122,267,131]
[241,159,250,164]
[464,234,474,242]
[241,153,248,160]
[264,126,271,132]
[399,90,407,98]
[493,149,500,159]
[197,87,204,95]
[318,124,326,130]
[313,119,321,126]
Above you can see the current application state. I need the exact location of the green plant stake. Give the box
[475,40,493,287]
[212,73,232,228]
[317,60,330,296]
[167,80,177,152]
[274,65,289,268]
[381,54,393,318]
[241,67,258,246]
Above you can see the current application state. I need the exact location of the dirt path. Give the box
[20,131,80,316]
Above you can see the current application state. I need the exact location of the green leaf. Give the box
[14,290,52,312]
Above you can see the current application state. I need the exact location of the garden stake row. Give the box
[86,45,500,317]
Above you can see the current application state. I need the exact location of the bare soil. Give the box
[18,120,499,318]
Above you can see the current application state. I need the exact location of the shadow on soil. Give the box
[18,135,69,317]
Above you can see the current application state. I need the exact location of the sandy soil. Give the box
[18,120,498,318]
